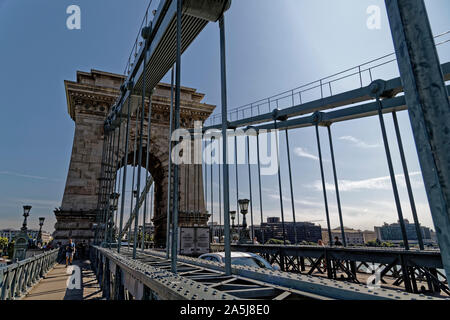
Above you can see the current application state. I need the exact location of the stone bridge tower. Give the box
[54,70,214,245]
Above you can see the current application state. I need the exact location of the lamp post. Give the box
[22,205,31,231]
[238,199,251,244]
[37,217,45,246]
[13,205,32,261]
[230,211,236,231]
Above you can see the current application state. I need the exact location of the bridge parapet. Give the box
[0,249,58,300]
[90,246,235,300]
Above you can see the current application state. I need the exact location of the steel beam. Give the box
[385,0,450,280]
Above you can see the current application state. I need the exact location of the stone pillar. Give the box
[57,70,215,247]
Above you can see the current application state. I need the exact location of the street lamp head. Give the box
[23,205,32,217]
[39,217,45,226]
[109,193,120,210]
[230,211,236,221]
[238,199,250,215]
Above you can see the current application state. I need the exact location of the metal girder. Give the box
[93,246,235,300]
[140,249,446,300]
[122,175,154,237]
[385,0,450,283]
[105,0,232,130]
[199,62,450,133]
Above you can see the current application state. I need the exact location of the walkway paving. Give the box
[23,260,103,300]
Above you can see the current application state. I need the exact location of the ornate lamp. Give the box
[37,217,45,245]
[238,199,251,244]
[21,205,32,231]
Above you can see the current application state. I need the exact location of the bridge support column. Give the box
[386,0,450,281]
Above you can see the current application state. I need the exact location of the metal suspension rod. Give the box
[246,135,255,240]
[104,129,116,245]
[204,138,208,219]
[285,129,298,244]
[128,107,140,250]
[171,0,182,273]
[376,98,409,250]
[274,119,287,245]
[256,133,264,244]
[327,125,346,247]
[219,14,232,275]
[96,133,109,244]
[210,137,214,238]
[315,124,333,247]
[118,86,133,253]
[218,142,222,227]
[235,135,240,228]
[133,38,149,259]
[110,118,122,247]
[165,66,174,258]
[392,111,423,249]
[102,132,113,238]
[142,92,153,252]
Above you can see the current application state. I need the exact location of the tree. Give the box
[0,237,8,251]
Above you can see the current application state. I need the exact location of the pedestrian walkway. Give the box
[23,260,103,300]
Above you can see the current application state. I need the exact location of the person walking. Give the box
[65,238,76,267]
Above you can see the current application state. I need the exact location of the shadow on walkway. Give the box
[23,260,104,300]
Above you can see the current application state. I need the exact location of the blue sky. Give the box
[0,0,449,233]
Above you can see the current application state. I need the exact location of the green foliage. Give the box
[0,237,8,250]
[265,238,291,245]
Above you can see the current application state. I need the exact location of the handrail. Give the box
[206,30,450,126]
[0,249,58,300]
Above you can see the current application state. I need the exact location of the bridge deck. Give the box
[23,260,102,301]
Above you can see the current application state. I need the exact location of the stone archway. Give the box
[54,70,215,245]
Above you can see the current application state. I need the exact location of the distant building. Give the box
[255,217,322,244]
[362,230,377,243]
[0,229,52,243]
[374,220,432,244]
[322,227,365,246]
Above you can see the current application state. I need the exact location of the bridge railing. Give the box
[210,243,449,296]
[0,249,58,300]
[206,30,450,126]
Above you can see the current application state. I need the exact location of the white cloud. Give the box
[310,171,422,192]
[294,147,319,161]
[0,171,62,182]
[338,135,380,149]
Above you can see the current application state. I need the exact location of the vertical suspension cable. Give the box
[102,132,113,243]
[218,141,222,227]
[246,134,255,240]
[274,119,287,245]
[235,135,240,228]
[327,125,346,247]
[165,66,174,258]
[285,129,298,244]
[376,98,409,250]
[142,92,153,252]
[104,129,116,245]
[133,38,149,259]
[219,14,231,275]
[129,106,140,250]
[210,137,214,238]
[256,133,264,244]
[392,112,424,250]
[171,0,182,272]
[97,133,109,244]
[118,85,133,253]
[110,119,122,247]
[315,124,333,247]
